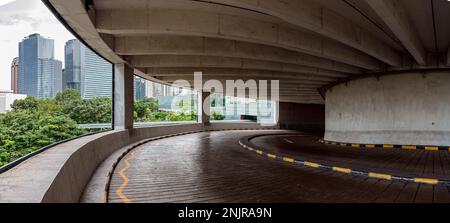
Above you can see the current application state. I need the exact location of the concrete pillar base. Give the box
[198,91,211,124]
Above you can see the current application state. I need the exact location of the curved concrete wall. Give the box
[0,123,276,203]
[325,71,450,146]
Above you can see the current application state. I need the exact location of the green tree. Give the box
[11,96,62,114]
[0,89,113,167]
[211,111,225,120]
[134,98,158,121]
[0,110,85,167]
[62,97,112,124]
[55,88,81,103]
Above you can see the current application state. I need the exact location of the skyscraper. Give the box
[38,59,62,98]
[10,57,18,94]
[18,33,62,98]
[64,39,112,99]
[134,76,147,100]
[63,39,82,91]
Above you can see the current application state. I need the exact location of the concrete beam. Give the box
[279,89,320,93]
[364,0,427,65]
[279,93,321,98]
[129,55,348,78]
[96,8,383,69]
[165,80,322,90]
[203,0,402,66]
[113,36,361,74]
[160,77,327,86]
[142,67,337,82]
[281,99,324,104]
[280,95,324,100]
[47,0,124,64]
[114,63,134,129]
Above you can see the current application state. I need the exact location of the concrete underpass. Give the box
[1,0,450,203]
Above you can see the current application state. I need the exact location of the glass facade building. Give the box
[37,59,62,98]
[82,47,112,99]
[18,33,62,98]
[64,39,112,99]
[63,39,82,91]
[134,76,147,100]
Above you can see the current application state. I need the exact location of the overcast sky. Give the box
[0,0,75,91]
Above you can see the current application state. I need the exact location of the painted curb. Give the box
[319,139,450,152]
[239,134,450,186]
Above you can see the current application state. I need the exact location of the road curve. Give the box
[108,130,450,203]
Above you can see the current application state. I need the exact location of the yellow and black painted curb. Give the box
[104,127,278,203]
[239,134,450,186]
[319,139,450,152]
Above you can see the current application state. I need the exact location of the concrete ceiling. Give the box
[46,0,450,104]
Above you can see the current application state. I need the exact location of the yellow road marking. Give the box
[332,167,352,174]
[368,172,392,180]
[283,157,295,163]
[425,146,439,151]
[331,142,337,145]
[104,191,108,203]
[340,143,347,147]
[365,144,375,148]
[304,161,320,168]
[115,151,135,203]
[255,150,263,155]
[351,144,360,148]
[267,153,277,159]
[383,145,394,148]
[402,145,416,150]
[414,178,439,185]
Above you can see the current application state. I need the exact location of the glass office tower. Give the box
[63,39,83,91]
[37,59,62,98]
[18,33,62,98]
[64,39,112,99]
[134,76,147,100]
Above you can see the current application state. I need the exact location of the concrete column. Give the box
[114,63,134,130]
[198,91,211,124]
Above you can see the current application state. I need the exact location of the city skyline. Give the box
[0,0,74,91]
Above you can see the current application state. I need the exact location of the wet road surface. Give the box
[108,130,450,203]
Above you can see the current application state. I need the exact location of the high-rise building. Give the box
[10,57,19,93]
[18,33,62,98]
[134,76,147,100]
[145,81,154,98]
[64,39,112,99]
[149,82,178,97]
[38,59,63,98]
[63,39,82,91]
